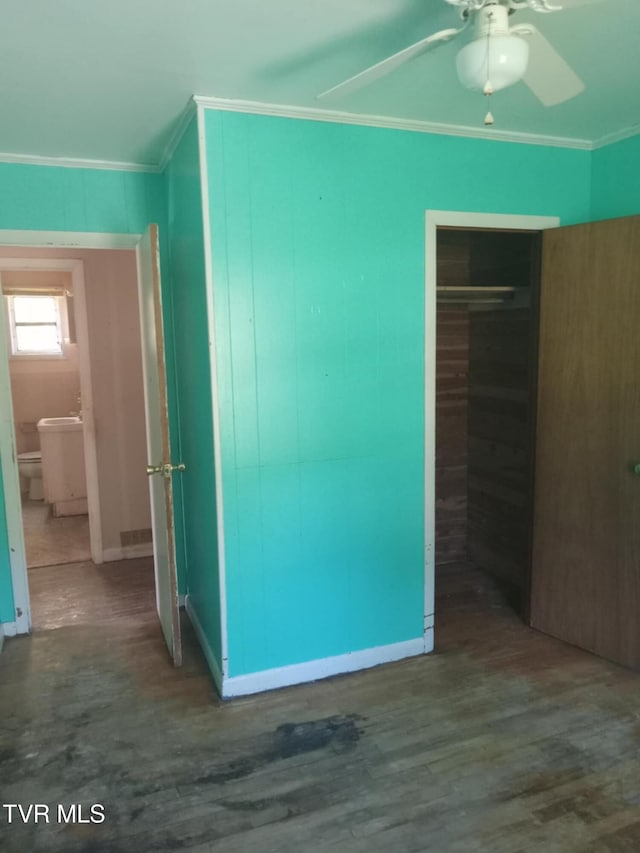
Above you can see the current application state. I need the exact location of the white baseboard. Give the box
[52,497,88,517]
[185,594,224,696]
[184,597,432,700]
[102,543,154,562]
[1,621,18,640]
[223,635,429,699]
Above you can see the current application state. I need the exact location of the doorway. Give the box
[0,229,183,662]
[0,247,153,632]
[435,225,540,618]
[423,210,559,648]
[1,263,93,576]
[0,232,181,662]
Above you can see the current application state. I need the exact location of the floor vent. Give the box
[120,528,153,547]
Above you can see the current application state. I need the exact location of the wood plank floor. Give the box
[2,560,640,852]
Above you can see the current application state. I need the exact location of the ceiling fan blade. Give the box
[554,0,607,7]
[317,27,463,100]
[519,26,585,106]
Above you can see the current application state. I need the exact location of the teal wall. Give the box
[0,161,178,624]
[166,117,222,670]
[6,118,630,673]
[591,134,640,221]
[0,479,14,623]
[0,162,165,233]
[204,110,592,678]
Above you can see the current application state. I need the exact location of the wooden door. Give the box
[136,225,182,665]
[531,216,640,669]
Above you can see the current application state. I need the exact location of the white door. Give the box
[136,225,183,665]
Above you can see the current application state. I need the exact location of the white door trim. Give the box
[0,232,141,250]
[0,230,142,634]
[423,210,560,649]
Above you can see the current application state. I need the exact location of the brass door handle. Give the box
[146,462,186,478]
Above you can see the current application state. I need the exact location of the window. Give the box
[7,295,64,356]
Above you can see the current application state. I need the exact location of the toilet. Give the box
[17,451,44,500]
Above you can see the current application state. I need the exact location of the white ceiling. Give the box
[1,0,638,166]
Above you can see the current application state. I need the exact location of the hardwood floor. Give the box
[27,557,155,632]
[2,560,640,852]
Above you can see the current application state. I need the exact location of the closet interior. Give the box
[435,227,540,618]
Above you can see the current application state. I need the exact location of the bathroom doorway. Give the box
[0,231,185,666]
[0,244,157,635]
[2,266,91,572]
[0,258,99,586]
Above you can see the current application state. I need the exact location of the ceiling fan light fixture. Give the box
[456,34,529,92]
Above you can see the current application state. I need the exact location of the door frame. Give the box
[423,210,560,647]
[0,230,145,636]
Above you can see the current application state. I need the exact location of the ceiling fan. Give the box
[318,0,602,111]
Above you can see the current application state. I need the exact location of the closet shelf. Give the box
[436,286,518,293]
[436,285,529,304]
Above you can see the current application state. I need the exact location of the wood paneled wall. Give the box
[467,308,532,601]
[435,227,537,604]
[436,306,469,564]
[435,234,471,565]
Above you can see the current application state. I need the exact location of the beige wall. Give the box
[0,248,151,556]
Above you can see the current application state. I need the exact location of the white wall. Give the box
[0,247,151,555]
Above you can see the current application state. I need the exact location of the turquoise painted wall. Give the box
[591,134,640,221]
[204,110,592,678]
[166,117,222,670]
[0,162,165,233]
[0,479,14,623]
[0,161,181,624]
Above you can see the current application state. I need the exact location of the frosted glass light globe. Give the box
[456,35,529,92]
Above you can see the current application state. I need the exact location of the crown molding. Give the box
[0,151,159,173]
[193,95,593,151]
[157,98,198,173]
[591,124,640,151]
[0,97,633,173]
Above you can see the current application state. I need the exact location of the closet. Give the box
[434,215,640,672]
[435,227,540,617]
